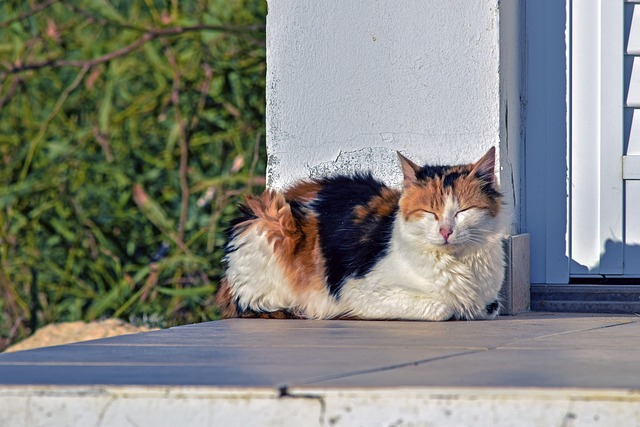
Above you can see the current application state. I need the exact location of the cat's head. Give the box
[397,147,506,252]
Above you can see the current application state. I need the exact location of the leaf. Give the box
[86,286,121,320]
[132,183,175,234]
[49,219,76,242]
[156,285,216,297]
[92,0,128,25]
[99,79,114,134]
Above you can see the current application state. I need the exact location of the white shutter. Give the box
[570,0,622,275]
[623,1,640,274]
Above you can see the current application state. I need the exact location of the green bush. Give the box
[0,0,266,349]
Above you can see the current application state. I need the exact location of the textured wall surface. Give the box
[266,0,503,190]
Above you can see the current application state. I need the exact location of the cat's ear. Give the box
[397,152,421,186]
[470,146,496,186]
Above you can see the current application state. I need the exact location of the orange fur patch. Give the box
[284,180,321,203]
[215,277,238,318]
[281,212,327,295]
[354,188,401,223]
[400,180,447,221]
[454,174,501,217]
[400,165,500,220]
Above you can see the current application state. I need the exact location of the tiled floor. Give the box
[1,312,639,426]
[0,312,639,389]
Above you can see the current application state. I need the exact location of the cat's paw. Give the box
[453,300,500,321]
[484,300,500,319]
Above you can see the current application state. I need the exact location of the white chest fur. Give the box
[339,216,505,320]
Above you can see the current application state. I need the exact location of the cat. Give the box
[216,147,508,321]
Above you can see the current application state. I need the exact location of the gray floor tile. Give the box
[303,347,640,389]
[1,313,638,390]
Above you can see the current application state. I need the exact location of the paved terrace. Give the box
[0,312,639,426]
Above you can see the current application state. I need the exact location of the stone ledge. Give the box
[1,385,638,427]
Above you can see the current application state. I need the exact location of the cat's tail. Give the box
[236,190,303,257]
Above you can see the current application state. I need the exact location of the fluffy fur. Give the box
[217,147,508,321]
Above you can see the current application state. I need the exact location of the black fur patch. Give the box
[416,165,468,189]
[415,165,452,181]
[478,177,502,200]
[288,200,307,222]
[223,202,257,255]
[312,174,397,297]
[416,165,501,200]
[485,300,500,315]
[442,171,463,188]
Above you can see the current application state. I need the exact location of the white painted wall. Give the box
[266,0,522,231]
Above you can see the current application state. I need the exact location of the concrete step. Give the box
[531,284,640,313]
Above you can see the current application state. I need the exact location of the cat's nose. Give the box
[440,227,453,242]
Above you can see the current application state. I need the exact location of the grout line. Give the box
[61,343,486,349]
[283,349,487,387]
[0,362,253,367]
[496,319,639,349]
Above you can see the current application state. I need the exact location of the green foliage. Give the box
[0,0,266,349]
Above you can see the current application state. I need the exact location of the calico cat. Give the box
[216,147,508,321]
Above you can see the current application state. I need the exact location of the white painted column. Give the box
[266,1,522,235]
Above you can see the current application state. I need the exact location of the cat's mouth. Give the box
[431,240,458,251]
[438,236,457,246]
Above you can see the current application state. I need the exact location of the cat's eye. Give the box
[407,209,438,220]
[421,209,439,220]
[455,207,477,217]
